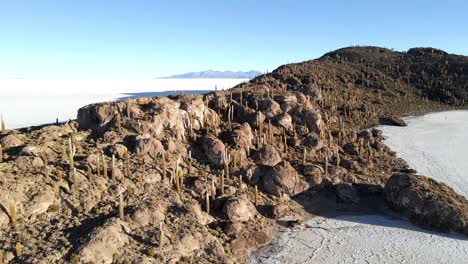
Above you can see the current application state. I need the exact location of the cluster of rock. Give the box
[385,173,468,235]
[1,46,467,263]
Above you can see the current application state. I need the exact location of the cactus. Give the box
[0,249,3,264]
[205,192,210,214]
[211,180,216,200]
[111,155,116,182]
[0,144,2,163]
[116,114,122,133]
[71,168,77,192]
[9,202,16,226]
[227,105,232,131]
[325,153,329,177]
[15,242,21,257]
[187,150,192,175]
[302,148,307,165]
[87,165,92,180]
[221,150,231,179]
[177,166,184,195]
[246,169,253,181]
[238,175,243,190]
[1,113,5,131]
[162,150,167,181]
[103,156,108,178]
[220,171,225,195]
[125,150,130,177]
[119,192,125,220]
[283,130,288,153]
[254,185,259,206]
[126,100,131,118]
[96,153,101,177]
[68,137,75,170]
[159,222,164,248]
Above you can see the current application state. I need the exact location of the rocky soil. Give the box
[0,46,467,263]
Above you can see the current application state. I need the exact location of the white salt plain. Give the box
[0,79,246,129]
[251,111,468,264]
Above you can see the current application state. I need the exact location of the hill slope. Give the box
[0,46,467,263]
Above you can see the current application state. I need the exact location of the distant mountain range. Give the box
[157,70,261,79]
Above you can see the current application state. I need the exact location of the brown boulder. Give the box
[0,134,23,149]
[77,102,120,132]
[379,116,407,127]
[201,134,226,167]
[110,143,128,159]
[276,113,293,131]
[254,145,282,167]
[259,99,281,119]
[222,196,257,222]
[227,123,254,150]
[180,96,205,130]
[262,161,309,196]
[385,173,468,235]
[302,164,323,187]
[76,219,130,264]
[134,135,164,159]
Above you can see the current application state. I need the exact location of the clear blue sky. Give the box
[1,0,467,79]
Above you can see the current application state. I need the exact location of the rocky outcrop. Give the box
[379,116,407,127]
[201,134,226,167]
[384,173,468,235]
[222,196,257,222]
[225,123,254,150]
[75,219,130,264]
[133,134,164,159]
[262,161,309,196]
[0,134,23,149]
[254,145,282,167]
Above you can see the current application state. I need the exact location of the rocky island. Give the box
[0,46,467,263]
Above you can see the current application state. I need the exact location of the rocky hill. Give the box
[0,46,467,263]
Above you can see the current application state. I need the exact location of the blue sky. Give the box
[0,0,467,79]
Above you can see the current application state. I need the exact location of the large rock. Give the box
[180,95,205,130]
[77,102,120,132]
[134,135,164,159]
[148,97,187,140]
[110,143,128,159]
[76,219,130,264]
[243,111,266,128]
[222,196,257,222]
[226,123,254,150]
[276,113,293,131]
[379,116,407,127]
[292,109,324,134]
[384,173,468,235]
[0,134,23,149]
[254,145,282,167]
[131,204,166,227]
[259,99,281,119]
[201,134,226,167]
[262,161,309,196]
[230,229,271,257]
